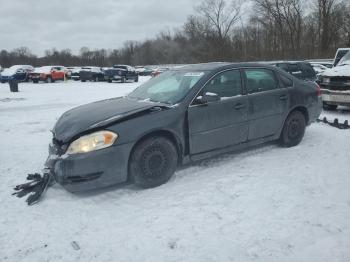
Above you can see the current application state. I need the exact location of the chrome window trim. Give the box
[188,68,243,108]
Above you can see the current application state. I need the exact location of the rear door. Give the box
[188,69,249,154]
[243,68,289,140]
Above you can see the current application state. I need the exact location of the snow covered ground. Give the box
[0,78,350,262]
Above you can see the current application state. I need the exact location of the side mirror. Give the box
[196,92,220,104]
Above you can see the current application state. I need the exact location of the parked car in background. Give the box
[307,61,333,69]
[80,67,104,82]
[106,65,138,83]
[151,67,169,78]
[46,63,322,192]
[333,48,350,67]
[30,66,66,83]
[267,61,317,82]
[65,67,81,79]
[70,67,82,81]
[310,63,328,74]
[104,68,137,83]
[135,66,153,76]
[0,65,34,83]
[318,50,350,110]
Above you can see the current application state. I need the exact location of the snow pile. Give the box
[1,65,24,76]
[0,78,350,262]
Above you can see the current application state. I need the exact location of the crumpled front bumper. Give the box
[45,142,134,192]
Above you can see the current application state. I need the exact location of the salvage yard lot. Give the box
[0,78,350,262]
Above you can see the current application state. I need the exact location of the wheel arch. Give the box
[288,105,309,124]
[279,105,309,137]
[128,129,184,168]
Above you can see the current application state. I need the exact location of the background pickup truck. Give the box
[104,65,138,83]
[318,49,350,110]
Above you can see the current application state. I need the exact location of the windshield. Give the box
[338,51,350,66]
[128,71,205,104]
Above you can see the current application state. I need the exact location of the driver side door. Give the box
[188,69,249,154]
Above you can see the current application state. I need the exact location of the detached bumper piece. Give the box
[12,173,53,205]
[317,117,350,130]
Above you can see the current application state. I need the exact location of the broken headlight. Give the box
[66,131,118,155]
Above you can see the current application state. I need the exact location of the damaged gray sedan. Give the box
[44,63,322,193]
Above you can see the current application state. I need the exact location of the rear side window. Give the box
[244,69,278,93]
[280,74,293,87]
[203,70,242,99]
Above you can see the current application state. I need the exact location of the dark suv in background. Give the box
[80,67,105,82]
[104,65,138,83]
[267,61,317,82]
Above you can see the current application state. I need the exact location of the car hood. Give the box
[321,65,350,77]
[53,97,168,143]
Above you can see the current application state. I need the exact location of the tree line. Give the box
[1,0,349,68]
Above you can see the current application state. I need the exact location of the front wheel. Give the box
[129,137,178,188]
[279,111,306,147]
[46,77,52,83]
[121,77,126,83]
[134,76,139,82]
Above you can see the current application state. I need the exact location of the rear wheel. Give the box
[279,110,306,147]
[323,102,337,110]
[46,77,52,83]
[121,77,126,83]
[108,79,112,83]
[94,76,99,82]
[129,137,178,188]
[134,76,139,82]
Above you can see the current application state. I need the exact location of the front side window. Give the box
[244,69,278,93]
[128,71,204,104]
[201,70,242,99]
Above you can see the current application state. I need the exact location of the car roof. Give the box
[173,62,280,72]
[263,60,310,65]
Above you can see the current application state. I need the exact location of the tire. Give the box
[46,77,52,83]
[323,102,337,110]
[81,79,86,82]
[279,110,306,147]
[94,76,99,82]
[129,136,178,188]
[134,76,139,82]
[108,79,112,83]
[33,80,39,84]
[121,77,126,83]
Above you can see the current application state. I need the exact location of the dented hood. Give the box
[53,97,164,143]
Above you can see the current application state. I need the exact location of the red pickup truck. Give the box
[30,66,66,83]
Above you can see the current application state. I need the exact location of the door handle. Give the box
[279,95,288,100]
[234,103,245,110]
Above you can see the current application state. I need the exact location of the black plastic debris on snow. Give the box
[317,117,350,129]
[12,173,53,205]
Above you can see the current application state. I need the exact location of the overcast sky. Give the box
[0,0,202,56]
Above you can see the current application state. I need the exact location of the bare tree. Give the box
[197,0,241,41]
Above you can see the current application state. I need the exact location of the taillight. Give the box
[316,83,321,96]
